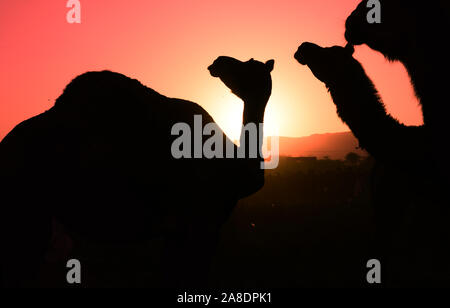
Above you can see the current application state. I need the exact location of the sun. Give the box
[209,97,281,143]
[262,106,281,138]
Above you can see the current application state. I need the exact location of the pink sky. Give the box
[0,0,422,141]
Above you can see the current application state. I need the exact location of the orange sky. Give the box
[0,0,423,141]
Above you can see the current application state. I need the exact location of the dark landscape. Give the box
[33,152,376,288]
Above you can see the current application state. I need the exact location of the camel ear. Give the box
[265,59,275,72]
[344,43,355,56]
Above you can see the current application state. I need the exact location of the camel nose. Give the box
[344,8,365,45]
[294,47,303,64]
[295,42,319,65]
[208,64,219,77]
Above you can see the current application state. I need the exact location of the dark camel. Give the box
[1,56,274,287]
[294,0,450,286]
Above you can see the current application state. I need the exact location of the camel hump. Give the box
[53,70,163,112]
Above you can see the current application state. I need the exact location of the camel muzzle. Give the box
[208,64,220,77]
[295,42,320,65]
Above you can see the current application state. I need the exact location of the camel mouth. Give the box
[344,29,365,46]
[344,3,367,46]
[208,64,220,77]
[294,49,306,65]
[295,42,318,65]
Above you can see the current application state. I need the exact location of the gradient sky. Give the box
[0,0,423,141]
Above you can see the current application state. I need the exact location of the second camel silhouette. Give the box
[0,56,275,287]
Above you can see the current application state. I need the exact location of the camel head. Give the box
[295,42,357,86]
[345,0,450,62]
[208,56,274,105]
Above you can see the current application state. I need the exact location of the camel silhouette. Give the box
[294,0,450,286]
[0,56,274,287]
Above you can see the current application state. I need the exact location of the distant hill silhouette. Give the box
[267,132,367,159]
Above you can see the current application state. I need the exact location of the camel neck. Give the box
[242,99,267,126]
[239,98,267,162]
